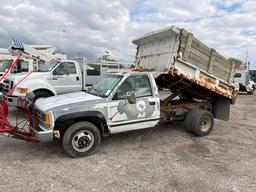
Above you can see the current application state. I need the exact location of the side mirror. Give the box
[127,92,136,104]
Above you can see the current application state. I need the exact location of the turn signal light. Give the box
[19,88,28,93]
[45,113,50,125]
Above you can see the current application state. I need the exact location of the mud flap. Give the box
[212,97,230,121]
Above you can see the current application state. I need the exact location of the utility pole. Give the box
[245,48,248,70]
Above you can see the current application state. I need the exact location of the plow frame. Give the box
[0,54,39,143]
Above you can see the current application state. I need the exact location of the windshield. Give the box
[38,60,60,72]
[88,75,123,97]
[0,60,12,72]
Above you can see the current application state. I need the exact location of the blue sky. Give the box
[0,0,255,69]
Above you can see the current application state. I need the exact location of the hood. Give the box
[35,92,102,112]
[5,72,49,82]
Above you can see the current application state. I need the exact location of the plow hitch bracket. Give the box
[0,53,39,144]
[0,98,39,143]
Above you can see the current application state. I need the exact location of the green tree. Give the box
[228,57,243,67]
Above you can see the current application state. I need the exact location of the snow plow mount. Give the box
[0,96,39,143]
[0,52,38,143]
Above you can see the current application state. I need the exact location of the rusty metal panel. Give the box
[171,59,237,101]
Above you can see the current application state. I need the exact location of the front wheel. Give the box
[62,121,101,158]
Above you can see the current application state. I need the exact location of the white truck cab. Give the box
[2,59,107,106]
[234,67,255,94]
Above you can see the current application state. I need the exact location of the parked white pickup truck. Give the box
[2,59,107,106]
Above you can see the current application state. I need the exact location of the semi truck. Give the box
[27,26,237,157]
[234,67,255,94]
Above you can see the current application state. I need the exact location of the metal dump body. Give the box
[132,26,237,102]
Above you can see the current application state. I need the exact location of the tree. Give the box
[228,57,243,67]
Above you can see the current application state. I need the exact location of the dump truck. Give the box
[0,26,237,157]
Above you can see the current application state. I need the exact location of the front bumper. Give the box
[30,124,53,142]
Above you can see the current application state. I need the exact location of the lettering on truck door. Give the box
[108,74,160,133]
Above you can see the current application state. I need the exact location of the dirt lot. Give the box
[0,94,256,192]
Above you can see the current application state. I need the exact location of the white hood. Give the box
[35,92,102,112]
[5,72,49,82]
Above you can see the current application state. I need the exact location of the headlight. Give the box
[19,87,28,93]
[35,110,52,128]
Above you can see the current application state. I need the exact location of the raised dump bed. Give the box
[132,26,237,104]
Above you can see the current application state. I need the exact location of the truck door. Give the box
[51,62,82,94]
[108,74,160,133]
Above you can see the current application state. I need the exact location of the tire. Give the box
[190,110,214,136]
[62,121,101,158]
[247,87,255,95]
[184,109,197,132]
[33,91,52,102]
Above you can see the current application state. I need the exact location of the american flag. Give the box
[11,38,24,49]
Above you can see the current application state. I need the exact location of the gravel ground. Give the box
[0,94,256,192]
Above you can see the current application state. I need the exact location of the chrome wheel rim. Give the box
[72,130,94,152]
[200,116,211,132]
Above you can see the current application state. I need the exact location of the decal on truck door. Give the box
[108,74,160,133]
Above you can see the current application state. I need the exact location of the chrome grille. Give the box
[2,80,13,95]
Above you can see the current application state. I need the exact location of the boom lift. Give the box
[0,39,64,142]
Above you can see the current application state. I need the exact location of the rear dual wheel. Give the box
[185,109,214,136]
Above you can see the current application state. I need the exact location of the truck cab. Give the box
[234,68,255,94]
[3,59,107,106]
[31,72,160,157]
[3,60,83,106]
[31,69,222,158]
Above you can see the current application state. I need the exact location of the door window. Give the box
[67,62,76,74]
[20,61,29,72]
[53,62,77,75]
[53,62,66,75]
[114,75,152,100]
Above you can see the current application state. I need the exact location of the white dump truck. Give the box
[25,26,237,157]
